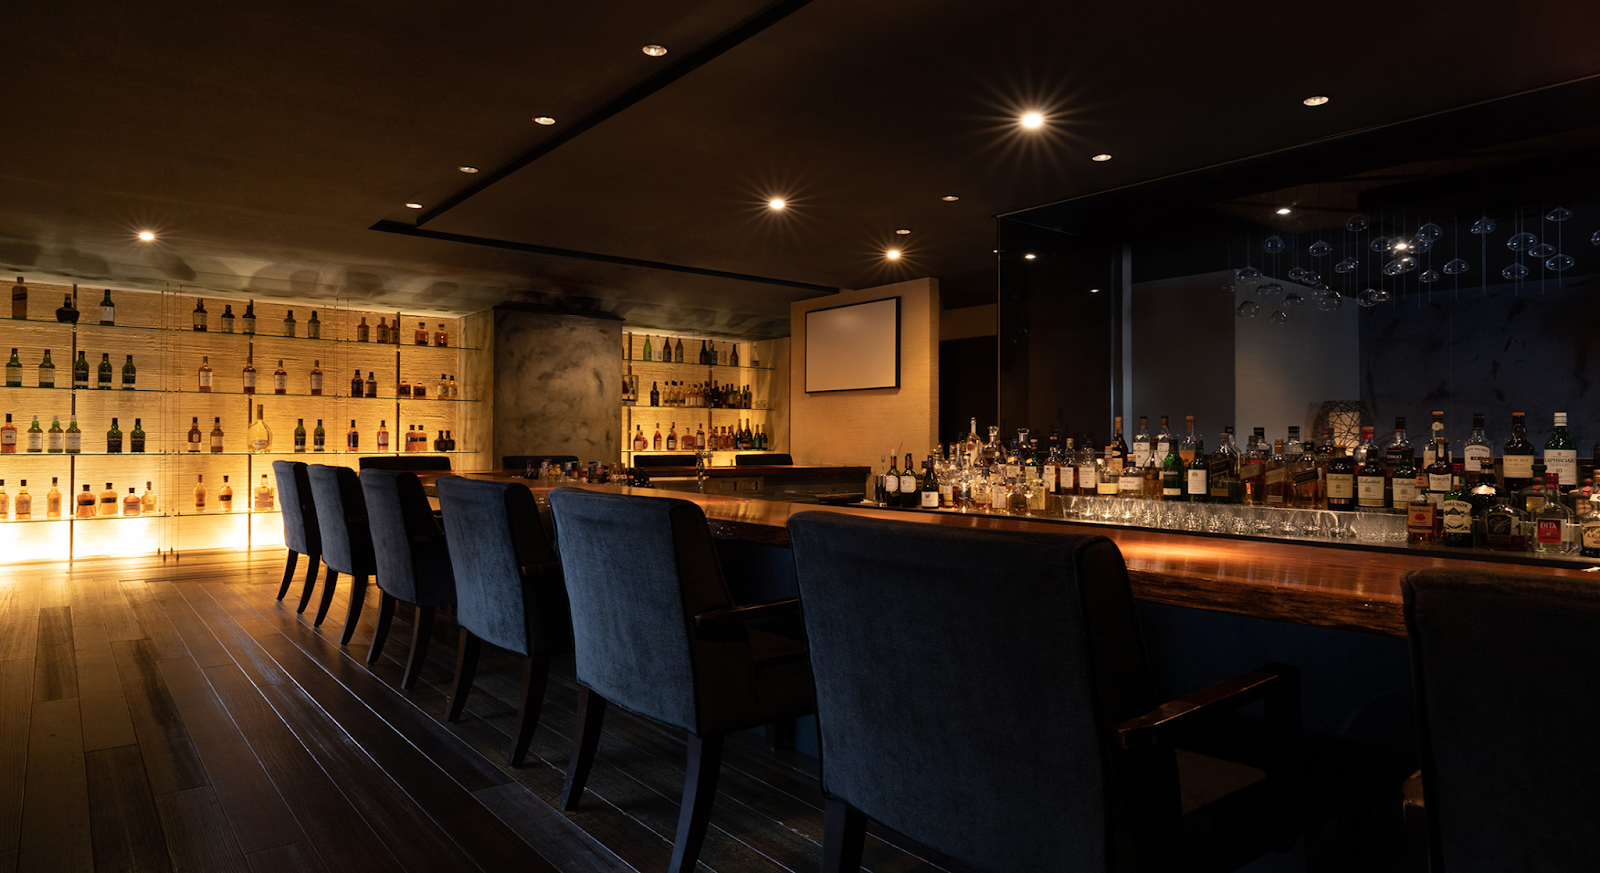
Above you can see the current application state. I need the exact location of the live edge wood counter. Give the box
[437,475,1600,638]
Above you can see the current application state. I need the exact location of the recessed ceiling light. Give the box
[885,249,901,260]
[941,195,960,201]
[1089,288,1100,293]
[1091,153,1113,162]
[1024,253,1037,260]
[1303,95,1330,106]
[895,228,911,235]
[1020,112,1044,129]
[458,166,480,174]
[404,202,423,209]
[136,231,155,242]
[642,44,668,57]
[1276,207,1291,215]
[532,116,556,125]
[768,199,786,210]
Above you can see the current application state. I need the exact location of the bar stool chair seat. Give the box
[307,464,379,643]
[271,460,321,611]
[360,469,457,690]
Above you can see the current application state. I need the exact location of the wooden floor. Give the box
[0,549,951,873]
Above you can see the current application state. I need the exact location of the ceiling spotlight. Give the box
[885,249,902,260]
[895,228,911,235]
[532,116,556,125]
[1276,207,1291,215]
[1303,95,1330,106]
[458,166,480,174]
[1020,112,1044,129]
[642,44,668,57]
[404,202,423,209]
[768,199,786,210]
[1024,253,1037,260]
[136,231,156,242]
[1091,153,1113,162]
[1089,288,1100,293]
[942,195,960,201]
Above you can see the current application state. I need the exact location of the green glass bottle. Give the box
[1441,464,1473,547]
[97,353,112,389]
[312,419,326,452]
[1185,438,1208,502]
[1161,441,1185,501]
[294,419,307,453]
[130,418,145,453]
[122,354,136,389]
[1544,411,1577,491]
[73,351,89,389]
[99,288,115,325]
[106,417,123,454]
[37,349,54,388]
[65,417,82,454]
[4,348,19,387]
[27,416,43,453]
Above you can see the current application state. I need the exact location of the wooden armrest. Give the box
[1110,662,1299,750]
[694,598,801,629]
[1401,770,1426,824]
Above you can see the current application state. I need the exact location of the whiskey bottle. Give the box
[0,414,14,453]
[313,419,326,452]
[364,371,377,398]
[398,378,411,399]
[1326,443,1356,511]
[99,288,115,325]
[1154,415,1175,460]
[1291,438,1321,508]
[1261,440,1290,507]
[1207,430,1241,504]
[47,416,64,453]
[99,482,117,516]
[1545,411,1578,489]
[1241,432,1267,506]
[0,480,7,519]
[220,476,234,512]
[242,301,256,335]
[65,417,81,454]
[1391,449,1421,511]
[674,337,684,362]
[1532,472,1574,554]
[210,416,225,453]
[106,418,122,453]
[435,324,448,347]
[123,488,141,516]
[350,369,363,397]
[255,475,275,511]
[248,404,272,453]
[1502,412,1536,490]
[1078,442,1100,497]
[97,353,113,389]
[46,478,61,518]
[376,317,390,344]
[221,303,234,332]
[651,424,662,451]
[12,481,27,519]
[26,416,42,453]
[37,349,54,387]
[192,298,208,331]
[198,355,213,392]
[11,276,27,319]
[1579,494,1600,558]
[1406,478,1440,545]
[356,316,369,342]
[130,419,145,453]
[77,484,97,519]
[633,425,647,451]
[666,422,678,451]
[346,420,359,451]
[1356,438,1387,511]
[188,416,203,452]
[283,310,296,337]
[900,453,919,509]
[307,310,321,339]
[122,355,136,389]
[1110,416,1129,472]
[310,360,323,395]
[141,482,157,514]
[273,360,287,394]
[193,475,207,512]
[4,348,18,386]
[376,420,389,452]
[883,454,901,505]
[56,292,78,323]
[1179,415,1199,464]
[1286,425,1304,458]
[242,355,257,394]
[1462,413,1493,481]
[294,419,307,452]
[1425,437,1453,503]
[1441,468,1474,547]
[650,381,660,407]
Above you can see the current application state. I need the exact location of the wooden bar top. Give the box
[430,473,1600,637]
[629,465,869,479]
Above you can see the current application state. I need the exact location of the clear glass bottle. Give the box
[219,476,233,512]
[99,482,117,516]
[77,484,96,519]
[1579,494,1600,559]
[12,481,28,519]
[0,479,8,519]
[142,482,157,514]
[1532,472,1574,555]
[1178,415,1199,464]
[1462,413,1493,483]
[1545,411,1578,490]
[123,488,141,516]
[193,475,207,512]
[255,475,275,511]
[248,404,272,453]
[46,478,61,518]
[198,355,213,392]
[37,349,54,388]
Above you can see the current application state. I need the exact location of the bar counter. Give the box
[439,472,1600,637]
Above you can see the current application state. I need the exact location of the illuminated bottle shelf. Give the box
[14,317,482,351]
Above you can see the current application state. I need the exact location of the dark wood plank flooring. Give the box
[0,550,952,873]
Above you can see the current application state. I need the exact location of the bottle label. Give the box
[884,477,899,493]
[1078,466,1097,489]
[1502,454,1534,479]
[1097,479,1118,496]
[28,432,42,451]
[1536,518,1564,545]
[1131,441,1151,468]
[252,437,270,451]
[1485,511,1520,546]
[243,372,256,390]
[0,431,13,447]
[274,374,287,392]
[48,433,63,451]
[1392,479,1420,505]
[1408,503,1437,534]
[1240,460,1264,481]
[1462,444,1492,472]
[1427,473,1452,494]
[66,432,81,452]
[1264,467,1287,484]
[1043,464,1057,493]
[102,306,113,322]
[920,490,938,509]
[1326,474,1354,500]
[122,371,134,387]
[310,373,322,392]
[376,435,388,451]
[1442,499,1473,533]
[1155,441,1171,459]
[1545,449,1578,486]
[98,371,110,386]
[1582,521,1600,550]
[211,434,223,450]
[1187,469,1207,496]
[1357,477,1386,506]
[131,436,144,453]
[1119,474,1140,492]
[199,371,212,388]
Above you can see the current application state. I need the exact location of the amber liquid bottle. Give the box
[1325,445,1356,511]
[76,484,97,518]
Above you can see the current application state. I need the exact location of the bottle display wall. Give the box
[620,332,784,463]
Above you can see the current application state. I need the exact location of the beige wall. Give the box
[790,278,939,468]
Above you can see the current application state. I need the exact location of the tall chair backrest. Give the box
[435,476,567,658]
[272,460,319,556]
[1403,568,1600,873]
[547,488,749,735]
[358,456,452,472]
[735,453,793,466]
[360,469,453,606]
[786,511,1171,873]
[307,465,376,577]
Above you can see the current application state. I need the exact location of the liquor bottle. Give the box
[198,355,213,392]
[272,360,287,394]
[0,414,14,453]
[141,482,157,514]
[1502,412,1536,491]
[1579,495,1600,558]
[633,425,647,451]
[376,420,389,452]
[1428,410,1447,461]
[435,324,448,348]
[46,478,61,518]
[1441,468,1474,547]
[242,356,257,394]
[97,353,112,389]
[47,416,64,453]
[1241,432,1268,506]
[249,404,272,452]
[1462,413,1493,482]
[1325,443,1356,511]
[210,416,224,453]
[1516,463,1550,514]
[1406,476,1440,545]
[122,355,136,389]
[242,301,256,335]
[11,277,27,320]
[307,310,321,339]
[192,298,208,331]
[26,416,43,453]
[364,371,376,398]
[0,480,7,519]
[642,335,653,362]
[1357,438,1388,511]
[220,476,234,512]
[130,419,145,453]
[55,290,79,323]
[105,418,122,453]
[99,288,115,325]
[77,484,97,518]
[1545,411,1577,489]
[1391,449,1421,512]
[649,381,660,406]
[1425,437,1453,504]
[377,317,390,344]
[1207,430,1241,504]
[1130,416,1152,470]
[1179,415,1199,464]
[193,475,207,512]
[294,419,307,452]
[648,423,661,451]
[414,321,429,345]
[346,420,359,451]
[356,316,369,342]
[922,456,942,510]
[665,422,677,451]
[123,488,141,516]
[310,360,323,395]
[4,348,19,386]
[12,481,27,519]
[1532,472,1574,554]
[350,369,363,397]
[187,416,203,452]
[221,303,234,332]
[65,417,81,454]
[674,337,684,363]
[1153,415,1175,461]
[901,453,919,509]
[1285,425,1304,458]
[283,310,297,337]
[1352,426,1377,468]
[1290,438,1321,508]
[398,378,411,399]
[99,482,117,516]
[1110,416,1129,474]
[1185,437,1208,502]
[255,475,275,511]
[313,419,326,452]
[37,349,54,387]
[883,454,901,505]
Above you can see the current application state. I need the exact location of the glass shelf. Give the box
[172,509,281,518]
[10,318,483,351]
[623,359,773,372]
[166,388,476,402]
[73,512,165,522]
[624,405,771,413]
[0,515,72,524]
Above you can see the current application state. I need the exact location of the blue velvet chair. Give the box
[787,511,1300,873]
[546,487,815,873]
[271,460,322,611]
[357,455,452,472]
[360,469,457,689]
[1403,567,1600,872]
[436,476,572,767]
[306,464,379,644]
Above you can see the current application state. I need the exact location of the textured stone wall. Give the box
[492,307,622,466]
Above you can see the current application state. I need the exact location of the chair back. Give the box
[632,454,696,468]
[307,465,377,577]
[272,460,319,556]
[358,455,452,472]
[787,511,1169,873]
[1404,568,1600,873]
[547,488,750,734]
[735,453,792,466]
[360,469,455,607]
[436,476,569,658]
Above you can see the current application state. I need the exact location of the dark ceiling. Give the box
[4,0,1599,335]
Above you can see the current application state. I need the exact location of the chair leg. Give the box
[445,629,481,723]
[277,550,299,601]
[312,567,339,625]
[295,554,320,613]
[400,605,435,691]
[560,688,608,810]
[820,798,868,873]
[366,591,397,665]
[338,574,369,645]
[668,732,725,873]
[508,655,551,767]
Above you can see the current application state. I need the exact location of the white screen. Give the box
[805,297,899,392]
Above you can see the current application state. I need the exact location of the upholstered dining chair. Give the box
[546,488,815,873]
[787,511,1301,873]
[271,460,321,611]
[357,455,452,472]
[360,469,456,689]
[1402,567,1600,873]
[306,464,379,643]
[435,476,571,766]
